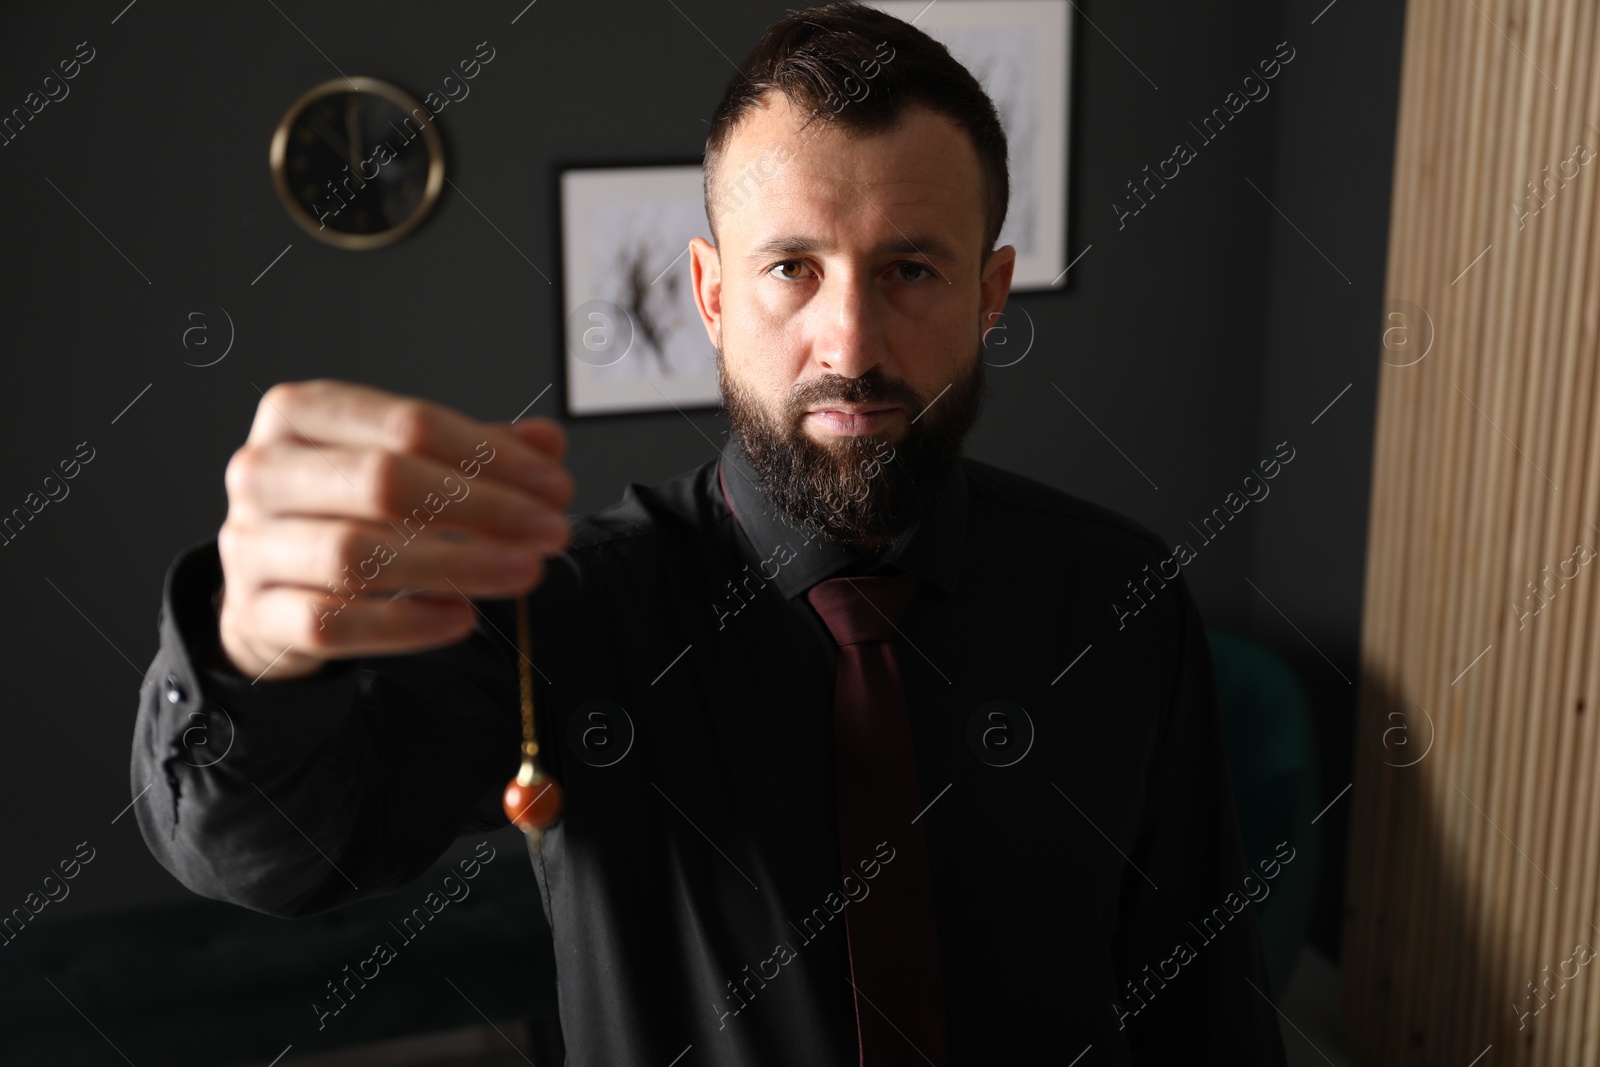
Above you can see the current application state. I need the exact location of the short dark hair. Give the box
[702,1,1009,266]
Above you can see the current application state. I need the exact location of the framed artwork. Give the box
[557,163,720,417]
[867,0,1072,291]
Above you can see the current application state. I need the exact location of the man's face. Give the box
[690,93,1015,550]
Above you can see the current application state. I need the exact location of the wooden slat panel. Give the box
[1342,0,1600,1064]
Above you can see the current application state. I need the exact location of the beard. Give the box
[717,339,987,550]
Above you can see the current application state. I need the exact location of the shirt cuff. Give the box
[159,537,360,751]
[133,538,366,883]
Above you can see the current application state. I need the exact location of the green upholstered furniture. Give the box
[0,836,562,1065]
[1207,627,1324,999]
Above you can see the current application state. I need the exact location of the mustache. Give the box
[789,373,921,412]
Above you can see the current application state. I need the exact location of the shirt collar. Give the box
[715,432,966,600]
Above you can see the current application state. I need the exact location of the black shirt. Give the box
[131,433,1289,1065]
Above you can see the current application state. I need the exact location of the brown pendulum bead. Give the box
[503,592,563,842]
[504,755,564,832]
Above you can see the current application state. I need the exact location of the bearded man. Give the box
[131,4,1286,1064]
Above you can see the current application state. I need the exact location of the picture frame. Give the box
[555,162,720,418]
[867,0,1073,291]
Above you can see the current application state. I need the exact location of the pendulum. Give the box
[502,593,563,846]
[502,592,563,850]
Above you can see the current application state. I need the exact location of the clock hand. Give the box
[344,95,364,180]
[305,112,353,170]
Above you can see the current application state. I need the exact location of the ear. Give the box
[978,244,1017,330]
[690,236,723,349]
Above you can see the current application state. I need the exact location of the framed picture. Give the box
[557,163,720,417]
[867,0,1072,291]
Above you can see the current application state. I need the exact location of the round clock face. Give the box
[269,76,444,250]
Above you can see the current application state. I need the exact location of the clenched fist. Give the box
[215,380,574,682]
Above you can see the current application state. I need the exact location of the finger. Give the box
[236,584,480,662]
[220,516,555,601]
[247,380,573,502]
[225,441,572,547]
[492,417,575,509]
[506,415,568,462]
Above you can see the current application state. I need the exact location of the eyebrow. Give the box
[742,233,960,263]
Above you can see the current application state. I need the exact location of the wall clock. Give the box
[269,76,445,251]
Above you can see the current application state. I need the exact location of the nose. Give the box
[809,267,887,378]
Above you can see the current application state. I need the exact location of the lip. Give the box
[805,406,902,435]
[805,403,900,415]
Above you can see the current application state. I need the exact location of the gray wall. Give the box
[0,0,1404,960]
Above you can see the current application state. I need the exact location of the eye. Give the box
[768,260,812,281]
[895,261,937,282]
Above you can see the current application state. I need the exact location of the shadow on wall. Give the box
[1339,663,1547,1066]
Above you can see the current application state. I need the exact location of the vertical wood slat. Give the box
[1342,0,1600,1064]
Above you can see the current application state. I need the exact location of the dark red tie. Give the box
[806,573,949,1067]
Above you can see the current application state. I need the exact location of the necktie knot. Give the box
[805,572,921,646]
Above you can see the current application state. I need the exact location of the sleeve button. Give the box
[164,676,186,705]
